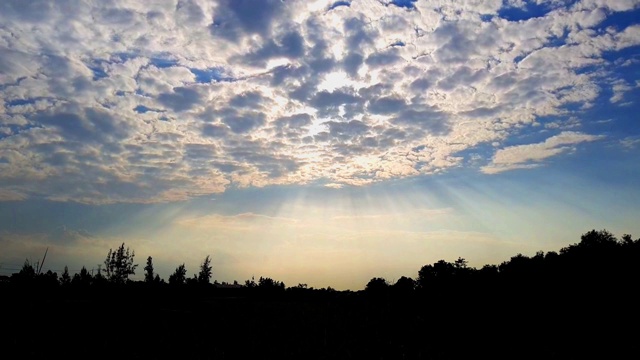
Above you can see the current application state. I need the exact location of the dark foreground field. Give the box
[4,282,638,360]
[5,230,640,359]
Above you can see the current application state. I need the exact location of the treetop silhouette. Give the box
[103,242,138,284]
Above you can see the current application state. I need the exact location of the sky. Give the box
[1,0,639,290]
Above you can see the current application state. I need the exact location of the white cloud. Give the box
[0,189,27,201]
[620,136,640,149]
[610,80,634,103]
[578,0,640,12]
[0,0,636,202]
[481,131,604,174]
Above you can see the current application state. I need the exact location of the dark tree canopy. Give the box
[60,265,71,286]
[169,264,187,285]
[365,277,389,293]
[72,266,93,287]
[393,276,415,293]
[144,256,155,284]
[103,243,138,284]
[197,255,212,285]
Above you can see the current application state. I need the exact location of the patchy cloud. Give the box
[481,132,605,174]
[0,189,27,201]
[620,136,640,150]
[0,0,638,203]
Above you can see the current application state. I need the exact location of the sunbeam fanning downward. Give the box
[145,181,525,289]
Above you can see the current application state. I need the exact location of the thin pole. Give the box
[38,247,48,275]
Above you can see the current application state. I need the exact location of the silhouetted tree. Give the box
[417,259,456,289]
[144,256,155,283]
[499,253,532,275]
[578,229,617,248]
[454,257,467,269]
[365,277,389,293]
[257,276,285,292]
[40,270,58,287]
[186,273,199,285]
[93,265,107,286]
[245,276,257,288]
[477,264,499,286]
[11,259,36,284]
[392,276,415,293]
[72,266,93,287]
[479,264,498,275]
[20,259,36,278]
[197,255,212,285]
[103,243,138,284]
[60,266,71,286]
[558,229,621,257]
[169,264,187,285]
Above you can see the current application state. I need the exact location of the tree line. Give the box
[363,229,640,299]
[4,229,639,295]
[3,229,639,359]
[5,242,292,291]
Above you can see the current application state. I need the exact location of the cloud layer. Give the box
[1,0,638,203]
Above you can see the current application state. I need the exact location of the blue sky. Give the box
[1,0,639,289]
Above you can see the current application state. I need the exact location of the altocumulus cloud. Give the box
[481,131,605,174]
[0,0,638,203]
